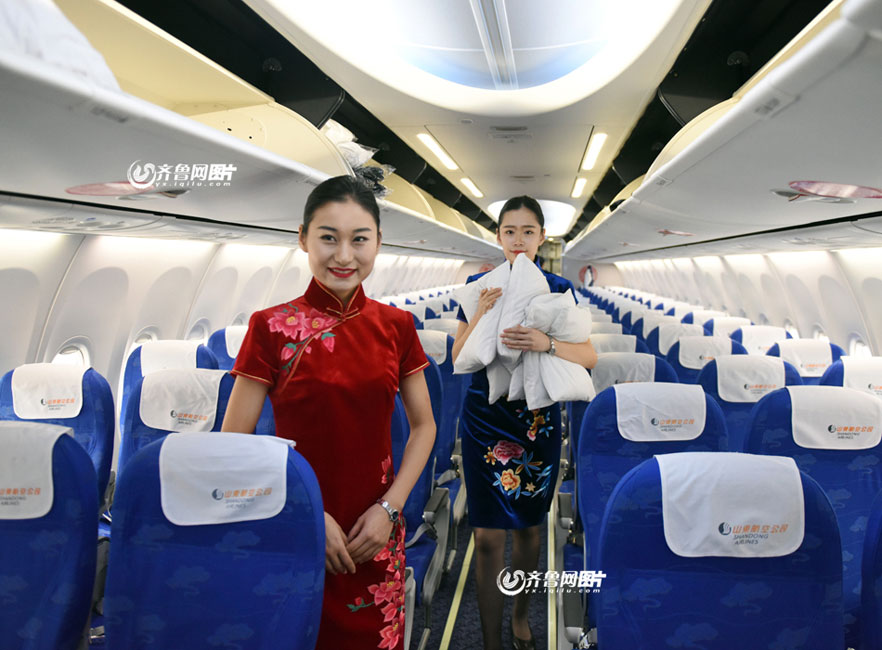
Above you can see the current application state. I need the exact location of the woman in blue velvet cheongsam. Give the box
[452,197,597,650]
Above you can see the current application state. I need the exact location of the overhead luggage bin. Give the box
[565,0,882,261]
[0,0,500,259]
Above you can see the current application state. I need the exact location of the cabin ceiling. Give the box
[116,0,839,246]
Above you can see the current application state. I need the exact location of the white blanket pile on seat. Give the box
[453,256,594,409]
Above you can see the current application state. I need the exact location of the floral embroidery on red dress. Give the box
[347,519,406,649]
[268,303,339,373]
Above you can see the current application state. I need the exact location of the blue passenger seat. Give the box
[667,335,748,383]
[767,339,845,385]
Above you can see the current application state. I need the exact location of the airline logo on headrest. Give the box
[170,410,210,426]
[39,397,76,412]
[718,521,790,546]
[742,383,778,397]
[650,417,695,433]
[210,487,274,511]
[868,383,882,395]
[0,486,41,509]
[826,424,874,441]
[697,354,715,362]
[800,362,828,370]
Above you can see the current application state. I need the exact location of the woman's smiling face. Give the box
[497,207,545,264]
[299,199,381,303]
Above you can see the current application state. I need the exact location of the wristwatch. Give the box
[377,499,400,523]
[547,336,557,356]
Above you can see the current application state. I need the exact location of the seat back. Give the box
[821,357,882,400]
[421,318,460,336]
[390,395,434,539]
[767,339,845,385]
[703,316,752,338]
[0,363,114,505]
[206,326,249,371]
[680,309,726,326]
[0,421,97,650]
[577,383,727,624]
[645,322,705,359]
[590,334,650,355]
[861,490,882,650]
[666,336,748,383]
[590,322,622,335]
[104,432,324,649]
[119,369,234,471]
[121,341,218,427]
[746,385,882,646]
[417,331,462,475]
[697,356,802,451]
[631,313,680,344]
[598,453,843,649]
[422,357,446,473]
[731,325,791,356]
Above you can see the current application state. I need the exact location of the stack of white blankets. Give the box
[453,255,595,409]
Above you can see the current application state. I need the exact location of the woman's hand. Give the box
[500,325,552,352]
[346,503,394,564]
[325,511,357,575]
[474,287,503,319]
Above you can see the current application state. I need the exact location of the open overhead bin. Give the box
[565,0,882,262]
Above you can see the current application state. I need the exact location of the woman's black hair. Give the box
[302,175,380,233]
[497,195,545,230]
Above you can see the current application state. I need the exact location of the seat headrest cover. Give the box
[139,340,201,376]
[417,329,449,365]
[591,334,637,354]
[708,317,752,338]
[641,313,678,338]
[422,318,460,336]
[776,339,833,377]
[788,385,882,450]
[613,383,706,441]
[139,369,226,432]
[658,323,705,356]
[716,356,786,403]
[0,421,72,519]
[159,432,292,526]
[224,325,248,359]
[678,336,732,370]
[590,322,622,334]
[842,357,882,398]
[11,363,85,419]
[591,353,655,394]
[686,309,727,326]
[738,326,788,355]
[656,452,804,558]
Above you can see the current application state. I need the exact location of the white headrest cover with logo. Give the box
[590,334,637,354]
[657,323,706,356]
[422,319,461,336]
[709,317,752,338]
[0,421,72,519]
[678,336,732,371]
[417,329,450,365]
[139,369,226,432]
[11,363,85,419]
[842,357,882,399]
[224,326,249,359]
[788,385,882,449]
[716,356,785,403]
[641,313,679,339]
[139,340,201,376]
[613,383,706,441]
[738,326,789,356]
[776,339,833,377]
[656,452,804,557]
[591,353,656,394]
[159,432,292,525]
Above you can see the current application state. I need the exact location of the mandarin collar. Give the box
[305,277,366,317]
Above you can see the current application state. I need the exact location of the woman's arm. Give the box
[346,369,436,564]
[220,375,269,434]
[499,327,598,369]
[451,287,502,362]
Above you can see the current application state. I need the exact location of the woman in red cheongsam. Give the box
[221,176,436,650]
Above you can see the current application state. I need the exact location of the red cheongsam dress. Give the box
[231,278,429,650]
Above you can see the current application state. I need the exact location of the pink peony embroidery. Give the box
[381,601,398,623]
[321,334,336,352]
[268,307,336,341]
[492,440,525,465]
[378,621,401,649]
[281,346,294,361]
[367,575,402,605]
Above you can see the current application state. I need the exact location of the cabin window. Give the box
[813,328,830,343]
[783,320,800,339]
[51,343,89,367]
[849,338,872,358]
[186,320,210,344]
[128,329,158,357]
[231,313,248,326]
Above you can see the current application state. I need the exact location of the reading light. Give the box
[461,177,484,198]
[581,132,607,171]
[417,133,459,170]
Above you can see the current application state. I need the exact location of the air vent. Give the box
[489,126,528,132]
[489,132,532,141]
[510,175,535,182]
